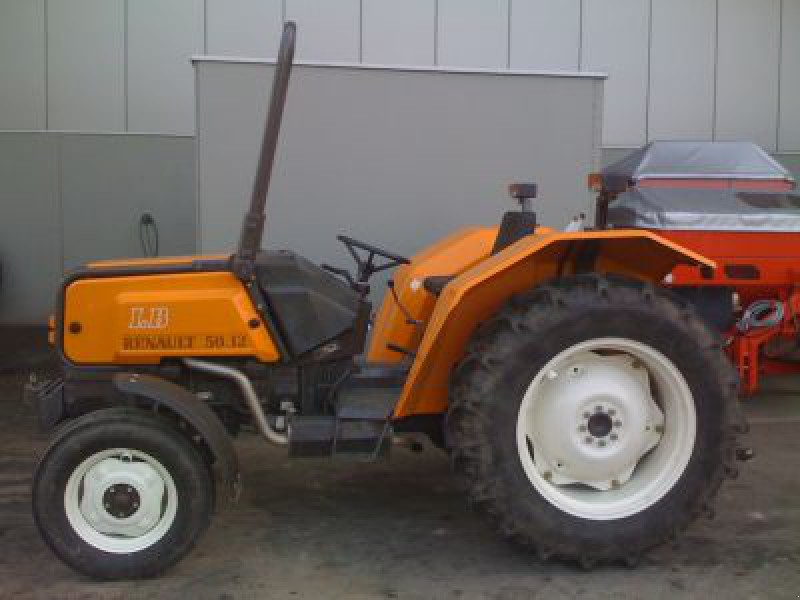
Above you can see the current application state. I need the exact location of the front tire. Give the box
[33,408,213,579]
[447,275,739,566]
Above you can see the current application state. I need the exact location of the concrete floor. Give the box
[0,373,798,600]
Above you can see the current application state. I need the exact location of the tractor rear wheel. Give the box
[447,274,739,566]
[33,407,213,579]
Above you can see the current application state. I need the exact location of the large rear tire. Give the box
[447,274,740,566]
[33,407,213,579]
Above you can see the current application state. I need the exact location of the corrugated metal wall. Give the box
[1,0,799,151]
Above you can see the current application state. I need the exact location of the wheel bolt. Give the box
[595,405,603,412]
[614,420,622,427]
[104,503,111,510]
[608,408,616,417]
[610,433,618,441]
[583,411,591,419]
[598,440,607,447]
[127,486,133,493]
[578,425,587,432]
[584,436,593,444]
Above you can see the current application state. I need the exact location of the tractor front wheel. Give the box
[33,408,213,579]
[447,275,739,566]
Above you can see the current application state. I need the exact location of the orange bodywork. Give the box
[63,269,280,365]
[383,229,716,418]
[367,227,499,364]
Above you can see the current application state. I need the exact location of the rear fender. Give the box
[392,229,716,418]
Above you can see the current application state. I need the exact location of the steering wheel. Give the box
[323,235,409,288]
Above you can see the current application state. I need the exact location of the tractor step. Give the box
[288,415,390,458]
[288,365,405,459]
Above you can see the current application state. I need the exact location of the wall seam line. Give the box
[359,0,364,62]
[124,0,129,132]
[645,0,653,143]
[712,0,719,140]
[44,0,49,130]
[776,0,783,152]
[507,0,512,69]
[578,0,583,69]
[203,0,208,54]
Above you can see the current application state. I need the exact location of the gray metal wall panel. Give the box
[581,0,649,147]
[437,0,509,68]
[60,135,196,270]
[127,0,204,134]
[0,0,46,130]
[716,0,780,151]
[509,0,580,70]
[648,0,715,140]
[285,0,361,62]
[0,134,60,324]
[196,61,601,277]
[362,0,435,65]
[47,0,125,131]
[779,0,800,152]
[206,0,284,58]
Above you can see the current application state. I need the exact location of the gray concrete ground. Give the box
[0,371,797,600]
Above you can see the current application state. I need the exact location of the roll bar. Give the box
[232,21,296,280]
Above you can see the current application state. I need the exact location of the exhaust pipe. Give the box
[183,358,288,445]
[231,21,296,280]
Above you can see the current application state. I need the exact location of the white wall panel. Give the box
[206,0,283,58]
[437,0,509,68]
[362,0,435,65]
[128,0,203,134]
[509,0,580,70]
[779,0,800,151]
[581,0,649,146]
[47,0,125,131]
[0,0,46,129]
[285,0,361,62]
[648,0,715,140]
[716,0,780,151]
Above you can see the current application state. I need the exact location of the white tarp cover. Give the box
[603,141,794,182]
[607,187,800,231]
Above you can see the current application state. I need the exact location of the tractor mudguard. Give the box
[112,372,241,508]
[392,229,716,418]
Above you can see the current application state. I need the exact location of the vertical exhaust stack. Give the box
[232,21,296,280]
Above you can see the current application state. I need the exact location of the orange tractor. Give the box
[29,23,749,579]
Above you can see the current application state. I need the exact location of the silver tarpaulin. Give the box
[607,187,800,231]
[603,141,795,182]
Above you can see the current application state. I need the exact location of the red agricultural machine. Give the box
[596,141,798,396]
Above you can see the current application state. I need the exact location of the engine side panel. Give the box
[391,229,716,418]
[63,271,281,365]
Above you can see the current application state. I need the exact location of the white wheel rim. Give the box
[64,448,178,554]
[516,337,696,520]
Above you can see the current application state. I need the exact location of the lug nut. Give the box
[610,433,618,441]
[655,424,665,434]
[584,436,593,444]
[608,408,616,416]
[598,440,607,447]
[595,405,603,412]
[583,411,591,419]
[614,420,622,427]
[578,425,587,432]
